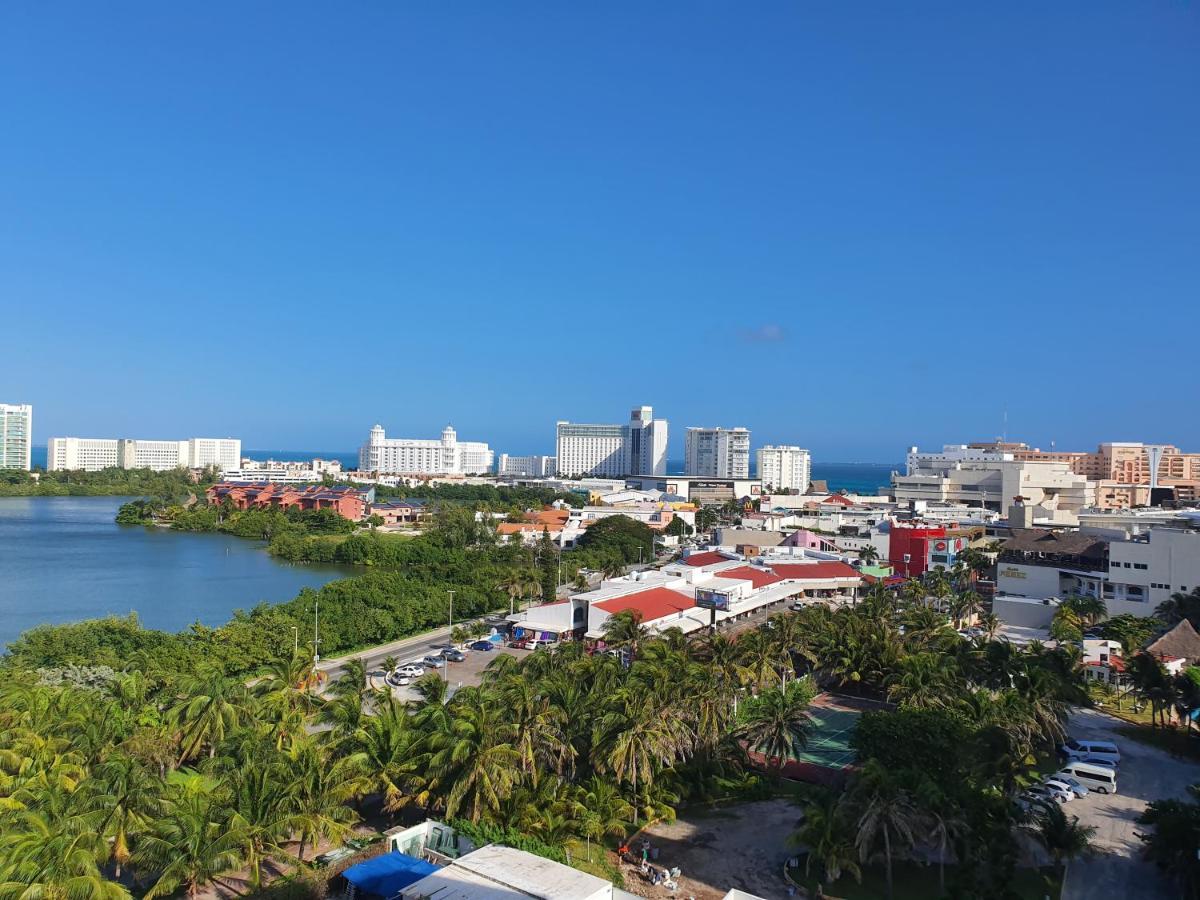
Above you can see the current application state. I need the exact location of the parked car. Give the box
[1045,774,1089,798]
[526,639,559,652]
[385,672,412,687]
[443,649,466,662]
[508,639,528,650]
[1023,783,1070,806]
[395,664,425,678]
[1055,761,1117,794]
[470,640,496,652]
[422,655,446,668]
[790,600,805,611]
[1043,778,1085,800]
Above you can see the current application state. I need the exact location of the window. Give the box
[1133,563,1148,570]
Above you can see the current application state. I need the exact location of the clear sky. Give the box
[3,3,1197,462]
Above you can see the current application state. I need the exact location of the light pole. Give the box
[445,591,454,688]
[291,626,298,657]
[311,598,321,666]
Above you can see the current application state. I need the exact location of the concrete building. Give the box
[496,453,557,477]
[995,529,1111,602]
[756,445,811,493]
[894,445,1091,524]
[46,436,241,472]
[625,475,762,505]
[206,482,372,520]
[359,424,493,475]
[684,426,750,478]
[400,843,613,900]
[1105,526,1200,617]
[555,405,667,477]
[0,404,32,470]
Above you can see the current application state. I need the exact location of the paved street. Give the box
[1061,708,1200,899]
[316,626,456,683]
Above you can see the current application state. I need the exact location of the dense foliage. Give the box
[0,466,213,499]
[1137,784,1200,899]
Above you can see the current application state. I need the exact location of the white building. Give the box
[496,453,557,477]
[894,445,1092,523]
[685,426,750,478]
[0,403,32,471]
[1106,526,1200,617]
[46,436,241,472]
[359,424,493,475]
[756,445,811,493]
[555,405,667,478]
[401,844,612,900]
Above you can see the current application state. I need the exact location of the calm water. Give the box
[0,497,357,649]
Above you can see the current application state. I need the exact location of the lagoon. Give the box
[0,496,357,649]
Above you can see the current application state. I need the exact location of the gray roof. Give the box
[1001,528,1109,558]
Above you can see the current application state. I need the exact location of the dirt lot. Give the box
[632,799,803,899]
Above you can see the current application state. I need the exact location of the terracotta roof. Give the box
[1145,619,1200,664]
[714,566,785,589]
[594,588,696,621]
[497,522,561,535]
[527,508,570,526]
[769,562,862,581]
[820,494,855,507]
[681,551,731,567]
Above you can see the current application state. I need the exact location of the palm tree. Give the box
[887,653,953,709]
[349,692,427,815]
[849,761,922,900]
[601,609,650,657]
[134,771,248,899]
[222,754,294,889]
[858,545,880,567]
[601,557,626,580]
[285,739,362,863]
[169,670,252,765]
[736,681,812,775]
[979,611,1002,641]
[0,808,130,900]
[90,754,160,878]
[1029,802,1095,871]
[575,776,634,860]
[789,793,862,886]
[1061,594,1107,628]
[425,689,522,823]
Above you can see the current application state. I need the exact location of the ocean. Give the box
[29,447,896,495]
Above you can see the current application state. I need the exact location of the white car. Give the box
[1043,778,1083,801]
[395,664,425,678]
[1047,774,1089,798]
[385,672,412,687]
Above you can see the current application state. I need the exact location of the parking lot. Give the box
[1060,708,1200,899]
[367,642,532,699]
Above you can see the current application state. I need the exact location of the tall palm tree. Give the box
[736,681,811,775]
[134,771,248,900]
[285,739,362,863]
[601,609,650,658]
[858,545,880,567]
[849,761,922,900]
[1028,802,1095,871]
[90,754,160,878]
[425,690,521,824]
[169,671,252,765]
[789,793,862,886]
[0,808,130,900]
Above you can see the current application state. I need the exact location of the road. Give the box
[316,626,456,682]
[1061,707,1200,899]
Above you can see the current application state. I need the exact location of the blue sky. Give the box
[3,4,1197,462]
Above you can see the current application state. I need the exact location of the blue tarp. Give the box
[342,852,440,897]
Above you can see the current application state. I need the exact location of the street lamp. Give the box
[311,598,321,666]
[291,626,298,656]
[445,591,454,688]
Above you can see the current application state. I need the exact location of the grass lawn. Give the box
[1114,723,1200,761]
[563,838,625,888]
[1087,684,1156,726]
[788,859,1062,900]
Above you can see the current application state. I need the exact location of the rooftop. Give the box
[594,586,696,621]
[401,844,611,899]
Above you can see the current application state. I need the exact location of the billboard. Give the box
[694,588,733,611]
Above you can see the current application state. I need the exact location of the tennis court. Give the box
[793,704,860,769]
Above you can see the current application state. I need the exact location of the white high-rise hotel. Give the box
[757,445,812,493]
[359,424,494,475]
[684,426,750,478]
[47,437,242,472]
[555,406,667,478]
[1,403,33,470]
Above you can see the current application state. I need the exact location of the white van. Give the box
[1061,739,1120,766]
[1055,761,1118,795]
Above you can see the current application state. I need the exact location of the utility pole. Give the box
[291,626,298,656]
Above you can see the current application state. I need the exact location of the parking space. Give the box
[1059,708,1200,899]
[369,643,532,700]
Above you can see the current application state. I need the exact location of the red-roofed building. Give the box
[594,587,696,620]
[206,482,369,520]
[770,561,861,581]
[681,551,730,567]
[715,566,785,590]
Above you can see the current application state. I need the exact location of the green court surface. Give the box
[793,705,861,768]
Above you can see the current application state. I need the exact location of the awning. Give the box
[342,852,440,897]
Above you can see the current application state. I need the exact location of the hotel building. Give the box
[358,424,493,475]
[0,403,33,470]
[684,426,750,479]
[496,454,557,477]
[46,436,241,472]
[756,445,811,493]
[555,406,668,478]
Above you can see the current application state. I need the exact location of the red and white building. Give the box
[507,548,863,643]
